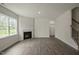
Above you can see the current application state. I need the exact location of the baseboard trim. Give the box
[32,37,50,39]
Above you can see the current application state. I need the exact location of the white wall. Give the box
[55,10,78,50]
[35,18,49,38]
[0,35,19,52]
[19,16,34,40]
[19,16,50,39]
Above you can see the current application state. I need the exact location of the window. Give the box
[0,13,17,38]
[9,17,17,35]
[0,13,8,37]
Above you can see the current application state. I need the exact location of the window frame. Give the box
[0,13,17,39]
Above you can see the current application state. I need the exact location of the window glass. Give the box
[0,13,9,38]
[0,13,17,38]
[9,17,17,35]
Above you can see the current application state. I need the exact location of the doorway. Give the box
[49,20,55,37]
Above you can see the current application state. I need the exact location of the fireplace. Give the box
[23,31,32,40]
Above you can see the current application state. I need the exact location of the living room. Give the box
[0,3,79,55]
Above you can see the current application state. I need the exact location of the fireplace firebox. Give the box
[23,32,32,40]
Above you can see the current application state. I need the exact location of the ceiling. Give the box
[3,3,79,20]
